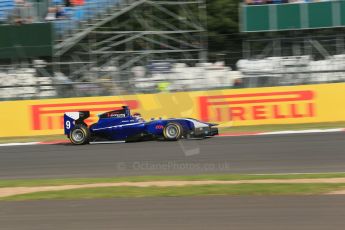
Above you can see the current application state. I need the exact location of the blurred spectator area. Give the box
[51,0,121,37]
[236,55,345,87]
[0,0,121,34]
[132,62,240,93]
[0,0,124,58]
[0,67,57,100]
[1,56,345,100]
[0,0,49,24]
[0,0,14,22]
[0,61,240,100]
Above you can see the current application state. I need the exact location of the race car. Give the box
[64,106,218,145]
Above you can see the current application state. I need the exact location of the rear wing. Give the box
[63,111,90,135]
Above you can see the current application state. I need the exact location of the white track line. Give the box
[0,142,39,147]
[219,128,345,137]
[259,128,344,135]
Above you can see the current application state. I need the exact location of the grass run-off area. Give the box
[2,183,345,201]
[2,173,345,188]
[0,121,344,144]
[2,173,345,200]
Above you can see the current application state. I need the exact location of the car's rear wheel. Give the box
[163,123,183,141]
[70,125,90,145]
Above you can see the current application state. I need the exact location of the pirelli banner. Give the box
[1,83,345,137]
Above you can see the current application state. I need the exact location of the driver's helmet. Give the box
[133,112,144,122]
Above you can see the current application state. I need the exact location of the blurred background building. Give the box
[0,0,345,100]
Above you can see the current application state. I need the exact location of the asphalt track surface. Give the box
[0,132,344,179]
[1,196,345,230]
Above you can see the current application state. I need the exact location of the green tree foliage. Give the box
[206,0,242,63]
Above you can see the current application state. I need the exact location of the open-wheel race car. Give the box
[64,106,218,145]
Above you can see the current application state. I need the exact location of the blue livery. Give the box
[64,106,218,145]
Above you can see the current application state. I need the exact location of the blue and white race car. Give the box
[64,106,218,145]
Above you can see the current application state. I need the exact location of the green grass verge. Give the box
[0,135,66,144]
[2,183,345,201]
[1,173,345,188]
[1,121,344,144]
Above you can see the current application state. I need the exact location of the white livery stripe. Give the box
[183,119,209,128]
[167,118,209,128]
[65,112,80,120]
[92,122,143,131]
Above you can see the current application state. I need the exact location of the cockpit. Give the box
[97,106,145,122]
[133,112,145,122]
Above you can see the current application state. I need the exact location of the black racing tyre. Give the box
[69,125,90,145]
[163,123,183,141]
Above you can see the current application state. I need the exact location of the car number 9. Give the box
[66,120,71,129]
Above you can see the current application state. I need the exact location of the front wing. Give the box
[190,126,218,137]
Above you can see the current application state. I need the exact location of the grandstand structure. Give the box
[239,0,345,86]
[53,0,208,77]
[4,1,345,99]
[0,0,215,99]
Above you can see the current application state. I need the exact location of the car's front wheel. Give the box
[70,125,90,145]
[163,123,183,141]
